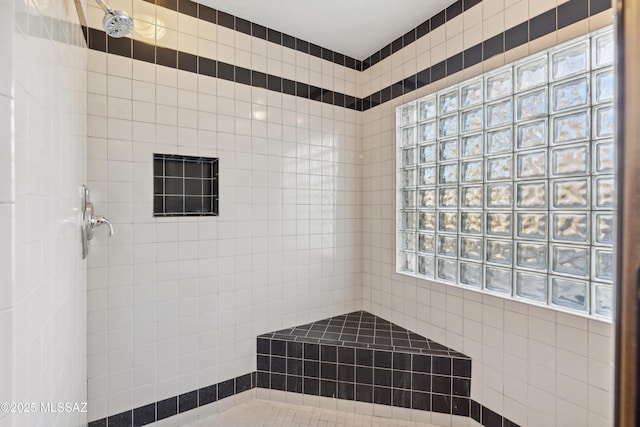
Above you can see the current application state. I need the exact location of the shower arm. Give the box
[95,0,113,14]
[94,0,134,38]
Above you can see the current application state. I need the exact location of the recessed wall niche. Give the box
[153,154,219,217]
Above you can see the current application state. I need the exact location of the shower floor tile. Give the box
[187,399,441,427]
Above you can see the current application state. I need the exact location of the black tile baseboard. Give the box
[256,311,521,427]
[82,340,520,427]
[86,373,256,427]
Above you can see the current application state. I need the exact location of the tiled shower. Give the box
[0,0,616,426]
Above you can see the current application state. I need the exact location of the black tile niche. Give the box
[153,154,219,217]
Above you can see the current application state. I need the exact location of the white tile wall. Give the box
[360,5,616,427]
[0,0,89,426]
[81,0,620,426]
[0,0,12,100]
[86,0,361,422]
[0,3,13,332]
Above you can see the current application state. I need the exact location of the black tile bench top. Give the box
[258,310,468,358]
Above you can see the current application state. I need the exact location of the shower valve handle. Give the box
[81,185,114,259]
[91,215,114,237]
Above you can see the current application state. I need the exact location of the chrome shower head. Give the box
[103,10,134,38]
[95,0,134,38]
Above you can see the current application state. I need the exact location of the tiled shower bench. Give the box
[257,311,520,427]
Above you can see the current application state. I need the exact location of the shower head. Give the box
[103,10,134,38]
[95,0,134,38]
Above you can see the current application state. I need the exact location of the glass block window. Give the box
[395,28,615,319]
[153,154,219,217]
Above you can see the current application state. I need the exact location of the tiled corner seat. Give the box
[256,311,472,416]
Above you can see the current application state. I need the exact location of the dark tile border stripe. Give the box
[140,0,363,70]
[360,0,609,111]
[87,372,257,427]
[85,0,609,113]
[85,28,360,110]
[361,0,482,71]
[141,0,481,71]
[85,368,518,427]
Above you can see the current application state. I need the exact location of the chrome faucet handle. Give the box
[91,215,114,237]
[81,185,114,259]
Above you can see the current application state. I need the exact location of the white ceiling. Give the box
[195,0,457,60]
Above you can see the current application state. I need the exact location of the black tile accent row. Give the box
[86,28,360,111]
[139,0,362,70]
[359,0,609,111]
[361,0,482,71]
[140,0,481,72]
[86,373,256,427]
[86,0,610,113]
